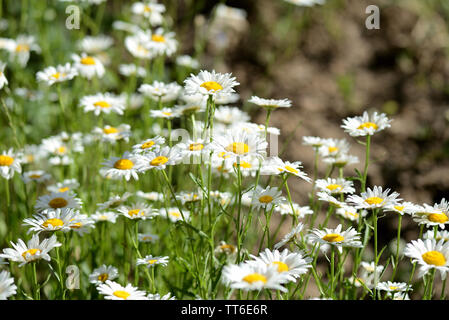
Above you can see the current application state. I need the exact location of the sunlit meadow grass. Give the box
[0,0,448,301]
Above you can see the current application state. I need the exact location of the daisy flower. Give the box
[144,28,178,57]
[125,32,155,60]
[214,106,250,125]
[0,270,16,300]
[89,265,119,285]
[302,136,324,148]
[251,186,285,211]
[23,208,82,234]
[97,280,148,300]
[274,202,313,219]
[0,234,61,267]
[71,52,105,79]
[80,92,125,116]
[384,201,419,216]
[175,139,210,162]
[69,214,96,235]
[136,146,183,171]
[176,55,199,69]
[132,136,165,154]
[136,255,169,268]
[423,230,449,242]
[0,61,8,89]
[138,81,182,103]
[317,192,346,208]
[97,192,132,210]
[341,111,392,137]
[150,107,182,119]
[101,152,141,181]
[147,292,176,300]
[36,63,78,86]
[0,148,22,179]
[248,248,312,282]
[119,64,147,78]
[215,241,237,255]
[284,0,326,7]
[184,70,239,98]
[221,262,290,292]
[318,138,350,158]
[162,207,191,223]
[47,178,80,194]
[138,233,160,243]
[411,204,449,229]
[6,35,41,67]
[404,239,449,279]
[136,190,164,202]
[336,205,367,222]
[175,190,203,205]
[376,281,409,294]
[229,156,260,178]
[117,202,158,220]
[77,35,113,55]
[308,224,363,254]
[34,191,82,212]
[22,170,51,184]
[274,223,304,249]
[131,1,165,26]
[211,130,267,162]
[248,96,292,110]
[261,156,310,182]
[92,124,132,143]
[315,178,355,195]
[347,186,401,210]
[91,211,119,224]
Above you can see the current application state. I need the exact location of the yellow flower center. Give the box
[200,81,223,92]
[218,151,231,159]
[0,155,14,166]
[284,166,299,174]
[29,174,42,179]
[128,209,142,217]
[48,197,68,209]
[15,44,30,52]
[58,187,70,193]
[147,259,158,265]
[169,211,181,218]
[219,244,236,253]
[225,142,249,155]
[394,205,404,212]
[428,213,449,224]
[97,273,108,282]
[94,100,111,108]
[114,159,134,170]
[422,251,446,266]
[70,222,82,229]
[272,261,289,273]
[42,218,64,228]
[150,156,169,166]
[389,286,399,291]
[144,5,152,12]
[21,248,41,260]
[365,197,384,205]
[189,143,204,151]
[151,34,165,42]
[259,195,274,204]
[328,146,339,153]
[113,290,130,299]
[322,233,345,243]
[56,146,67,155]
[243,273,267,284]
[80,56,96,65]
[103,127,119,134]
[141,141,155,149]
[142,236,153,241]
[358,122,378,130]
[326,184,342,192]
